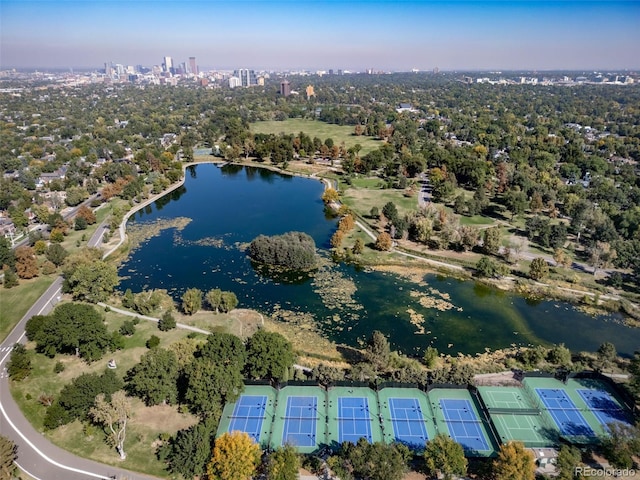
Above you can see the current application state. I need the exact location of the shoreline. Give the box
[102,156,638,326]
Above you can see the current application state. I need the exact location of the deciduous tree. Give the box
[182,288,202,315]
[15,245,38,279]
[90,390,132,460]
[245,329,294,381]
[375,232,392,251]
[267,444,300,480]
[529,257,549,281]
[493,441,535,480]
[423,433,468,480]
[126,348,179,406]
[207,431,261,480]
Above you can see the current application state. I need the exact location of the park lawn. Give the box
[10,308,199,478]
[0,275,56,342]
[459,214,496,226]
[341,185,418,219]
[251,119,383,155]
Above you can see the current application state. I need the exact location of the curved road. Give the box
[0,221,161,480]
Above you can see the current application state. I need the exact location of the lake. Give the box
[118,164,640,357]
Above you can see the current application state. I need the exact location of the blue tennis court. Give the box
[338,397,372,444]
[228,395,267,442]
[536,388,595,437]
[388,398,429,447]
[282,396,318,447]
[577,389,630,429]
[440,399,490,452]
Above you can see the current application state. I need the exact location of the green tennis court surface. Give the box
[217,376,635,455]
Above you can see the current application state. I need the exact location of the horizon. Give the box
[1,1,639,71]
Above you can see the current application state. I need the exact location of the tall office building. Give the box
[280,80,291,97]
[163,56,173,73]
[188,57,197,75]
[233,69,257,87]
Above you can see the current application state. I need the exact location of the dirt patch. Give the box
[131,401,198,433]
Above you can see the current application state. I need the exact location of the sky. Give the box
[1,0,639,71]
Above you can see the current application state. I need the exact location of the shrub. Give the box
[147,335,160,349]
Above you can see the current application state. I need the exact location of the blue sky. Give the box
[1,0,638,70]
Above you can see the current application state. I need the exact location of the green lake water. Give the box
[118,164,639,357]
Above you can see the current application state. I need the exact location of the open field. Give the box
[0,276,55,342]
[251,119,383,155]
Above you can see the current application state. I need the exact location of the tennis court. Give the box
[478,387,533,410]
[535,388,595,437]
[388,398,429,447]
[217,385,277,447]
[577,389,631,429]
[440,399,490,452]
[227,395,268,442]
[327,386,383,447]
[338,397,373,443]
[281,396,319,447]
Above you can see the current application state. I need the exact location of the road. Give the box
[0,221,160,480]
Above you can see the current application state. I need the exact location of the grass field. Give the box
[0,276,55,342]
[251,119,383,155]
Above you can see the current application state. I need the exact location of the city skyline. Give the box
[1,0,639,71]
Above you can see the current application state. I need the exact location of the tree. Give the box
[3,266,18,288]
[555,444,582,480]
[322,188,339,204]
[158,310,176,331]
[382,202,399,223]
[352,238,364,255]
[126,348,179,406]
[475,256,499,278]
[267,444,300,480]
[220,291,238,313]
[185,358,243,416]
[493,441,535,480]
[365,330,390,371]
[375,232,392,251]
[75,204,96,224]
[46,369,123,428]
[206,288,223,312]
[64,258,119,303]
[529,257,549,281]
[330,230,344,249]
[182,288,202,315]
[6,343,32,381]
[158,417,218,479]
[596,341,617,371]
[546,343,572,367]
[35,303,111,361]
[601,422,640,469]
[482,227,502,255]
[423,433,468,480]
[14,245,38,279]
[0,435,17,480]
[90,390,132,460]
[0,237,15,271]
[46,243,68,266]
[330,439,408,480]
[207,431,261,480]
[245,329,295,381]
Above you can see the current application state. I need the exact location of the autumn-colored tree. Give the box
[553,248,572,269]
[330,230,344,249]
[0,435,18,480]
[493,441,535,480]
[207,431,261,480]
[267,444,300,480]
[375,232,392,251]
[338,213,355,232]
[321,188,339,204]
[15,246,38,279]
[182,288,203,315]
[76,204,97,225]
[529,191,544,213]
